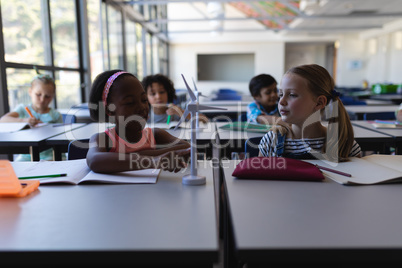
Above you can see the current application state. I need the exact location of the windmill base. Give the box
[182,174,206,185]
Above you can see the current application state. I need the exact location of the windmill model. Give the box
[174,74,227,185]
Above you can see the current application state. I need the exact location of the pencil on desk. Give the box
[19,173,67,180]
[25,106,35,118]
[315,165,352,177]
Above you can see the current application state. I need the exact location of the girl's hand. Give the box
[27,117,41,127]
[153,148,191,173]
[166,104,183,117]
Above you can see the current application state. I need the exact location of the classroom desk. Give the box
[0,123,86,161]
[222,159,402,266]
[215,122,265,158]
[1,161,219,267]
[200,100,250,107]
[47,122,220,160]
[58,107,93,123]
[369,94,402,104]
[352,122,395,153]
[203,106,248,121]
[46,122,113,161]
[215,121,394,157]
[345,105,399,120]
[352,120,402,154]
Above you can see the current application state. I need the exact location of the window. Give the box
[0,0,169,115]
[136,23,144,79]
[1,0,82,111]
[2,0,46,65]
[50,0,79,68]
[125,20,138,76]
[107,5,124,70]
[87,0,103,79]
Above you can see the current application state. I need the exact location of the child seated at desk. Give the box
[86,70,191,173]
[258,64,361,162]
[142,74,208,124]
[247,74,281,124]
[0,74,62,161]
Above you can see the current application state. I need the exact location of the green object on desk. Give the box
[18,173,67,180]
[167,115,171,125]
[219,122,271,133]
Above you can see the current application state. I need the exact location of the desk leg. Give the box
[30,147,40,161]
[222,177,242,268]
[53,147,62,161]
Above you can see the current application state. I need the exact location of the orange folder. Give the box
[0,160,39,197]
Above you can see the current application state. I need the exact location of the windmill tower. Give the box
[174,74,227,185]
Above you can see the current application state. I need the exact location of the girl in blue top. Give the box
[1,74,62,126]
[247,74,281,124]
[0,74,62,161]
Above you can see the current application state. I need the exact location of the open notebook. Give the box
[0,122,48,132]
[369,120,402,129]
[13,159,160,185]
[219,122,271,133]
[306,155,402,185]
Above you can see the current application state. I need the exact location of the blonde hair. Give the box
[284,64,354,162]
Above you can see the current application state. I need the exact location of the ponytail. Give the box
[325,99,354,162]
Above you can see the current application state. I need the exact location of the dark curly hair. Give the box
[248,74,277,97]
[88,70,135,122]
[141,74,177,103]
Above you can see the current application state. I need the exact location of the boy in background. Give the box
[247,74,280,124]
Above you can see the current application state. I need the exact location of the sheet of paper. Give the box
[306,156,402,185]
[80,169,160,184]
[0,123,29,132]
[14,159,90,184]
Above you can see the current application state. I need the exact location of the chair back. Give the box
[245,137,262,158]
[68,139,90,160]
[62,114,77,124]
[363,112,396,121]
[213,93,242,101]
[238,113,247,122]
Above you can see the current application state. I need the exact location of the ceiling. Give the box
[125,0,402,42]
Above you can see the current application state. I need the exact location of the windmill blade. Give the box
[192,77,198,93]
[181,74,196,101]
[192,78,207,98]
[198,104,228,111]
[173,108,190,131]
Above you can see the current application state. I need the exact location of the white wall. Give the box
[169,18,402,95]
[335,33,367,87]
[285,43,329,73]
[360,18,402,87]
[170,42,285,96]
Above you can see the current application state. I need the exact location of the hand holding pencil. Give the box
[25,106,41,127]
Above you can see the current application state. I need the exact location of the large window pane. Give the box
[1,0,47,65]
[87,0,103,79]
[152,35,159,74]
[55,71,80,109]
[136,23,143,79]
[50,0,79,68]
[108,5,123,70]
[146,32,152,75]
[125,19,137,75]
[6,68,52,110]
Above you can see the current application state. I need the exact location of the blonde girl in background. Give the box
[258,64,361,162]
